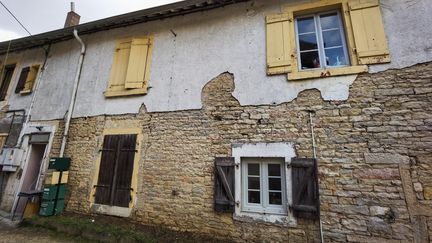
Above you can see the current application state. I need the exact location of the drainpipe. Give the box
[59,29,85,157]
[308,111,324,243]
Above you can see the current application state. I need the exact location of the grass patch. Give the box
[27,215,157,243]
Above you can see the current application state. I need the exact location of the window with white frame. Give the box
[241,157,287,214]
[295,11,349,70]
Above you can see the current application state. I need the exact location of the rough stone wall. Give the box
[62,62,432,242]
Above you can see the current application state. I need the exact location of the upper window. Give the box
[266,0,390,80]
[241,157,287,215]
[295,11,349,70]
[105,36,153,98]
[15,65,40,94]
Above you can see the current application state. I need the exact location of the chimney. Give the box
[64,2,80,28]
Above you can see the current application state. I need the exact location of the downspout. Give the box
[59,29,85,157]
[309,111,324,243]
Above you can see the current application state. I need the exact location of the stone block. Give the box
[370,206,390,216]
[424,186,432,200]
[413,182,423,192]
[364,153,410,164]
[354,168,400,180]
[330,205,369,215]
[368,217,392,235]
[341,219,367,231]
[362,107,383,115]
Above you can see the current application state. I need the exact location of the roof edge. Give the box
[0,0,249,55]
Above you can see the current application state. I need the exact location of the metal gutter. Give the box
[0,0,249,55]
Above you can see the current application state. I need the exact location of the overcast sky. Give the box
[0,0,180,41]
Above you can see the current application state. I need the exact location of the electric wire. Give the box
[0,1,32,36]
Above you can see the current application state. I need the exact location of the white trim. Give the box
[295,10,350,71]
[241,158,287,214]
[232,143,296,226]
[10,124,56,216]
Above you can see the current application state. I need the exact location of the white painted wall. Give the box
[2,0,432,120]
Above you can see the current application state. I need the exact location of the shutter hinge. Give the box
[236,201,240,207]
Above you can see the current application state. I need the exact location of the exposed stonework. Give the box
[56,62,432,242]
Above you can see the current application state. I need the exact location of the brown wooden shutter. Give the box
[15,67,30,93]
[95,135,119,205]
[112,134,137,207]
[214,157,235,213]
[0,64,16,101]
[291,158,319,220]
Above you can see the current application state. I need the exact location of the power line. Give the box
[0,1,32,36]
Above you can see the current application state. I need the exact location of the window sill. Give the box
[287,65,368,81]
[234,211,296,227]
[20,90,32,95]
[104,88,148,98]
[90,203,131,217]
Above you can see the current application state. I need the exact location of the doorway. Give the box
[15,143,47,215]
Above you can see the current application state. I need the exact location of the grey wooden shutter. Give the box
[15,67,29,93]
[95,135,119,205]
[291,158,319,220]
[112,134,137,207]
[214,157,235,213]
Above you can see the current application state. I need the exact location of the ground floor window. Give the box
[94,134,137,208]
[241,157,287,214]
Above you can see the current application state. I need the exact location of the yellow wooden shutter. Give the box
[348,0,390,64]
[124,38,151,89]
[108,40,131,92]
[266,13,291,75]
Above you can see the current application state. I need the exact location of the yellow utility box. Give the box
[45,171,69,184]
[23,201,40,219]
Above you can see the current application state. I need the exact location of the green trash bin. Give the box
[48,157,71,171]
[42,185,67,200]
[39,200,55,216]
[54,199,65,215]
[39,199,65,216]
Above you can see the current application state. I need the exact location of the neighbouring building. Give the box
[0,0,431,242]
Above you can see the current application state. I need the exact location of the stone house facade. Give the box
[0,0,431,242]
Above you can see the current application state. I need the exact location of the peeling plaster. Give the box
[2,0,432,120]
[370,0,432,73]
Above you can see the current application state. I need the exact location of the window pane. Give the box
[248,177,260,190]
[248,163,260,176]
[325,47,348,66]
[300,51,320,69]
[297,17,315,34]
[322,30,342,48]
[320,13,340,30]
[268,164,281,176]
[268,178,282,191]
[269,192,282,205]
[248,191,260,204]
[299,33,318,51]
